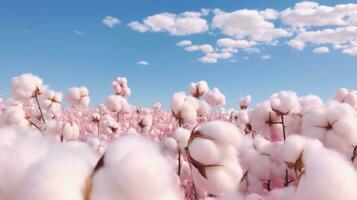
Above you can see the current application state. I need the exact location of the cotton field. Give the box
[1,73,357,200]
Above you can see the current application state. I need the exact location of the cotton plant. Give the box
[112,77,131,97]
[204,88,226,107]
[171,92,198,128]
[40,90,63,118]
[189,81,209,98]
[45,119,81,142]
[334,88,357,109]
[239,95,252,110]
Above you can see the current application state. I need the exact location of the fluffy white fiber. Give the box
[90,134,183,200]
[67,86,90,108]
[204,88,226,106]
[12,73,43,102]
[189,81,209,97]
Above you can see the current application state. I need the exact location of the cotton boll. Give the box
[40,90,62,117]
[189,81,209,97]
[138,114,153,133]
[171,92,186,115]
[0,106,29,128]
[197,100,212,117]
[189,137,221,165]
[90,134,183,200]
[282,135,306,163]
[198,121,242,146]
[270,91,300,115]
[100,114,119,135]
[334,88,357,109]
[179,102,197,126]
[204,88,226,106]
[12,73,43,102]
[67,86,90,108]
[245,193,264,200]
[112,77,131,97]
[161,137,178,156]
[0,127,50,200]
[16,150,93,200]
[62,121,80,141]
[239,95,251,110]
[299,95,323,115]
[185,95,199,111]
[301,107,328,141]
[106,95,125,113]
[174,127,190,151]
[294,141,357,200]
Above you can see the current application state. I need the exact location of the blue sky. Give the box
[0,0,356,108]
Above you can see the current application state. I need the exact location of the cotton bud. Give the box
[189,81,209,98]
[270,91,300,115]
[187,121,243,196]
[12,73,43,102]
[204,88,226,106]
[100,114,119,135]
[40,90,62,117]
[67,86,90,108]
[334,88,357,109]
[92,113,101,123]
[112,77,131,97]
[90,135,183,200]
[0,106,29,128]
[239,95,251,110]
[62,121,80,141]
[171,92,197,127]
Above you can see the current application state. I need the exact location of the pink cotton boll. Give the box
[334,88,349,102]
[189,137,221,165]
[332,116,357,144]
[197,100,212,117]
[334,88,357,109]
[174,127,190,151]
[270,91,300,115]
[301,107,328,141]
[0,106,28,128]
[179,102,197,126]
[91,134,183,200]
[161,137,178,156]
[294,141,357,200]
[204,88,226,106]
[11,73,43,102]
[282,135,306,163]
[239,95,252,109]
[100,114,119,135]
[185,95,199,111]
[245,193,264,200]
[197,121,241,146]
[326,102,356,122]
[16,150,93,200]
[189,81,209,97]
[299,95,323,115]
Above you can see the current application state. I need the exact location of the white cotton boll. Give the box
[198,121,242,146]
[334,88,357,109]
[282,135,306,163]
[12,73,43,102]
[174,127,190,151]
[239,95,251,109]
[161,137,178,156]
[100,114,119,135]
[106,95,125,113]
[62,122,80,141]
[138,114,153,133]
[67,86,90,108]
[270,91,300,115]
[301,107,328,141]
[16,151,93,200]
[189,81,209,97]
[185,95,199,111]
[294,142,357,200]
[112,77,131,97]
[189,137,221,165]
[179,102,197,126]
[90,135,183,200]
[171,92,186,115]
[197,100,212,116]
[325,102,356,122]
[0,106,28,128]
[40,90,62,116]
[0,127,50,200]
[204,88,226,106]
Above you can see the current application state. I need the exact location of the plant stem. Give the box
[35,95,46,128]
[281,115,286,140]
[178,148,181,176]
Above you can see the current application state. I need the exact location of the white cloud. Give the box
[212,9,291,42]
[184,44,213,54]
[74,30,84,36]
[137,60,149,65]
[128,21,149,32]
[342,46,357,56]
[261,54,271,59]
[176,40,192,46]
[217,38,256,49]
[198,56,217,64]
[288,39,305,50]
[102,16,121,28]
[281,2,357,27]
[128,12,208,35]
[313,47,330,54]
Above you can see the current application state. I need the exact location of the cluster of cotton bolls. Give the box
[3,73,357,200]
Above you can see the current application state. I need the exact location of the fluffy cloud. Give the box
[176,40,192,46]
[261,54,271,59]
[137,61,149,65]
[102,16,121,28]
[212,9,291,42]
[74,30,84,36]
[313,46,330,54]
[184,44,214,54]
[281,2,357,27]
[217,38,256,49]
[128,12,208,35]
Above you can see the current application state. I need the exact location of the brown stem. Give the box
[117,112,120,123]
[281,115,286,140]
[178,148,182,176]
[351,146,357,162]
[30,121,42,133]
[284,169,289,187]
[35,95,46,128]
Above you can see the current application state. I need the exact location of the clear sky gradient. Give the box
[0,0,356,108]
